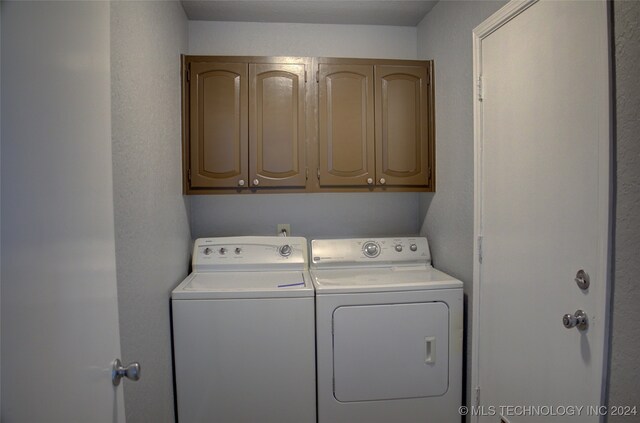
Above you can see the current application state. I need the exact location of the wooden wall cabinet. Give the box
[185,57,308,192]
[183,56,434,194]
[317,59,433,189]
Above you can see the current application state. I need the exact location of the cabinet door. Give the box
[249,63,306,188]
[318,64,374,186]
[189,62,248,188]
[375,65,431,187]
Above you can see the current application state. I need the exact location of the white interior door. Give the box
[472,1,611,422]
[2,2,126,422]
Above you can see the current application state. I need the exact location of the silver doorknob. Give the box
[379,178,386,185]
[367,178,374,185]
[112,359,141,386]
[238,179,245,187]
[562,310,588,331]
[253,178,260,186]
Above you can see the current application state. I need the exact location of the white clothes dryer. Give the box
[310,237,463,423]
[172,236,316,423]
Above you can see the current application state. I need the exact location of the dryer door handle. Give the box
[425,337,436,364]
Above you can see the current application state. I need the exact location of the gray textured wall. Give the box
[191,193,420,239]
[608,1,640,419]
[415,0,507,408]
[188,21,423,239]
[110,2,191,422]
[416,0,506,287]
[188,20,417,58]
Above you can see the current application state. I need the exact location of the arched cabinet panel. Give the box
[375,65,432,187]
[318,64,374,186]
[189,62,248,188]
[250,64,306,188]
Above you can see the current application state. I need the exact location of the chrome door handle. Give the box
[112,359,141,386]
[562,310,588,331]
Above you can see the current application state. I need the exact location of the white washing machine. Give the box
[310,237,463,423]
[171,236,316,423]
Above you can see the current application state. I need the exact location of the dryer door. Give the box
[333,302,449,402]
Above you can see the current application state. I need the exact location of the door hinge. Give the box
[187,169,192,182]
[305,167,309,180]
[426,67,431,86]
[317,168,321,180]
[477,235,483,263]
[186,63,191,82]
[304,71,307,83]
[428,166,432,183]
[316,70,319,83]
[475,386,481,407]
[477,75,483,101]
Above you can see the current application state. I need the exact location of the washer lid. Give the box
[172,271,314,299]
[310,266,462,294]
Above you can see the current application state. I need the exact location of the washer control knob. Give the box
[395,244,403,252]
[219,247,227,255]
[279,245,292,257]
[235,247,242,255]
[363,241,380,258]
[203,247,213,256]
[410,244,418,252]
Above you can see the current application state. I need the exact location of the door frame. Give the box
[471,0,614,421]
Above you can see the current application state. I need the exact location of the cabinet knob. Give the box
[367,178,374,185]
[379,178,386,185]
[252,178,260,186]
[238,179,245,187]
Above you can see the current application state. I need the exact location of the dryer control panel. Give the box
[193,236,308,272]
[310,237,431,268]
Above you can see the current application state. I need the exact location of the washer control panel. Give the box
[310,237,431,268]
[193,236,308,272]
